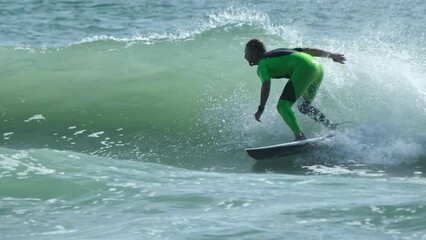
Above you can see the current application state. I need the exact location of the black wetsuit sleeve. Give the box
[293,48,303,52]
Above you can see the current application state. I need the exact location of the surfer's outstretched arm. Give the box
[299,48,346,64]
[254,81,271,122]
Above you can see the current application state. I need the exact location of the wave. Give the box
[0,7,425,172]
[73,7,272,45]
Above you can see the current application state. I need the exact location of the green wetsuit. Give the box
[257,48,325,134]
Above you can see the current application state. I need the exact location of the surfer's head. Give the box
[245,39,266,66]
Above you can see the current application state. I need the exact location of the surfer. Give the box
[245,39,346,141]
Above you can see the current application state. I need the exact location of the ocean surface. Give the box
[1,0,425,239]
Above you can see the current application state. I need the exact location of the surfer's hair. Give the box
[246,39,266,55]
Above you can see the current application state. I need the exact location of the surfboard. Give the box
[245,136,329,160]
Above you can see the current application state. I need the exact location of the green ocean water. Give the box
[1,0,426,239]
[1,147,426,239]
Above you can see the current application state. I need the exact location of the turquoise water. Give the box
[1,0,426,239]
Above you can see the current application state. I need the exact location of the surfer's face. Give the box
[244,47,259,66]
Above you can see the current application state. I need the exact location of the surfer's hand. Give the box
[254,110,263,122]
[331,53,346,64]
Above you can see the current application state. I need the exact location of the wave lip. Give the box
[73,7,273,46]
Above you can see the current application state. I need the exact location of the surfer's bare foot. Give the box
[294,132,306,141]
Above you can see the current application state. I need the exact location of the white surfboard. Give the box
[245,136,330,160]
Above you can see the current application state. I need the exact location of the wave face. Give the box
[1,1,425,171]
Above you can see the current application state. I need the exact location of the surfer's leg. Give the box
[276,63,318,139]
[277,99,301,134]
[277,81,306,140]
[297,100,334,128]
[296,66,336,129]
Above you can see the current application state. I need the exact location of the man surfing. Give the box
[245,39,346,141]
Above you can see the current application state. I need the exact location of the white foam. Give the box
[0,151,55,176]
[88,131,104,138]
[24,114,46,122]
[72,7,276,46]
[334,126,424,166]
[73,130,86,135]
[3,132,13,140]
